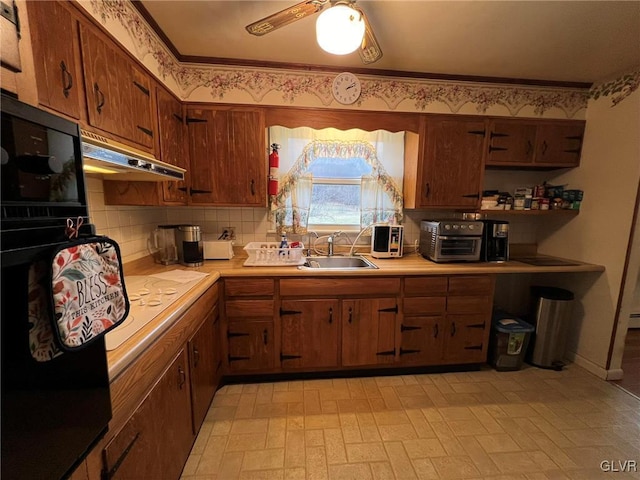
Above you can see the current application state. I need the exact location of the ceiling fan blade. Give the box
[246,0,329,36]
[355,7,383,64]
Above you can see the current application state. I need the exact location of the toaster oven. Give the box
[420,220,484,262]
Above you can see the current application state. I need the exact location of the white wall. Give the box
[534,88,640,376]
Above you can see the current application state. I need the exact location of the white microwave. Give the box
[371,224,404,258]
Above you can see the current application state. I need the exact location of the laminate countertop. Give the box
[108,252,603,379]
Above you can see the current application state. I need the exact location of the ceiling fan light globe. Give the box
[316,5,365,55]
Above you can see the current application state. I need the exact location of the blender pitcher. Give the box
[148,225,178,265]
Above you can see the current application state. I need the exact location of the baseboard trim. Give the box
[606,368,624,381]
[566,351,609,379]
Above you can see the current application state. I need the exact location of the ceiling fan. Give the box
[246,0,383,64]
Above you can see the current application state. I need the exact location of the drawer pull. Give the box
[467,322,486,329]
[401,324,421,332]
[280,353,302,361]
[376,349,395,356]
[433,323,439,338]
[451,322,456,336]
[379,305,398,313]
[228,355,250,362]
[348,306,353,324]
[60,60,73,98]
[280,308,302,316]
[464,345,483,350]
[227,331,249,338]
[399,348,420,356]
[263,329,268,345]
[328,307,333,324]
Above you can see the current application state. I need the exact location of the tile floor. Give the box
[181,365,640,480]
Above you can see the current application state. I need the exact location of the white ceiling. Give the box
[138,1,640,84]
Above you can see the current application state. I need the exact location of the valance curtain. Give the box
[269,127,404,232]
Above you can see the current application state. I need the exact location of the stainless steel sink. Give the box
[299,256,378,270]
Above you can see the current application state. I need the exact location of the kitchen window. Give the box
[268,126,404,233]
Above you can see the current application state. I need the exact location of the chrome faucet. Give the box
[327,234,334,256]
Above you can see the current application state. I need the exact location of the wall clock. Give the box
[332,72,361,105]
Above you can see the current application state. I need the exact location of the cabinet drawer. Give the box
[403,296,446,315]
[225,300,274,319]
[404,277,448,296]
[448,276,493,295]
[447,296,491,314]
[225,278,274,297]
[280,278,400,297]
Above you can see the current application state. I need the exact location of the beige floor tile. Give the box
[337,398,372,413]
[306,446,329,480]
[231,418,270,434]
[373,410,411,426]
[411,458,439,480]
[182,454,201,476]
[405,409,437,439]
[328,463,373,480]
[457,436,501,476]
[197,436,226,474]
[255,384,274,404]
[288,402,305,416]
[431,455,481,479]
[273,390,305,404]
[379,423,418,441]
[403,438,447,459]
[319,388,351,402]
[438,406,476,421]
[305,414,340,429]
[287,416,305,430]
[218,451,244,479]
[321,400,338,414]
[273,382,291,392]
[213,393,241,407]
[490,451,557,473]
[239,470,285,480]
[210,420,232,437]
[370,461,396,480]
[384,441,418,479]
[446,419,489,436]
[285,430,306,468]
[395,385,429,397]
[305,429,324,447]
[226,433,268,452]
[345,442,389,463]
[400,395,435,409]
[324,428,348,464]
[375,376,407,387]
[242,448,285,471]
[303,390,322,415]
[206,405,237,421]
[284,467,306,480]
[475,434,521,453]
[253,403,289,418]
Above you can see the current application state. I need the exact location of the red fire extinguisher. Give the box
[268,143,280,196]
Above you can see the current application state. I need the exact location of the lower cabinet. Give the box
[188,304,220,433]
[280,299,339,368]
[103,349,193,480]
[341,298,397,367]
[442,314,489,364]
[398,315,444,365]
[227,321,274,371]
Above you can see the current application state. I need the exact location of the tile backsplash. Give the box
[87,177,538,263]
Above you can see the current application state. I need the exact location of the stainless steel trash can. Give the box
[528,286,575,370]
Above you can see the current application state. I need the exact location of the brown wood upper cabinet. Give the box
[29,0,84,120]
[404,115,486,209]
[157,86,188,204]
[186,106,267,206]
[486,119,585,168]
[80,24,155,150]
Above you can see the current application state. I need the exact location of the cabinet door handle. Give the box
[133,80,150,96]
[193,346,200,367]
[433,323,439,338]
[137,125,153,137]
[526,140,533,155]
[328,307,333,324]
[94,83,105,113]
[425,182,430,198]
[451,322,456,337]
[177,365,186,390]
[190,188,212,195]
[173,113,183,123]
[541,141,548,155]
[60,61,73,98]
[263,329,268,345]
[250,179,256,196]
[348,306,353,324]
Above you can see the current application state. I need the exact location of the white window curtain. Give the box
[269,126,404,231]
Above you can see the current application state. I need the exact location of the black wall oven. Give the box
[1,94,112,480]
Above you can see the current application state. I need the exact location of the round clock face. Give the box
[332,72,361,105]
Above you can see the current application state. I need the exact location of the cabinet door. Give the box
[443,315,489,364]
[29,1,83,119]
[420,117,486,208]
[187,108,266,206]
[229,110,266,206]
[535,122,584,167]
[227,321,274,371]
[342,298,397,366]
[399,316,444,365]
[189,305,219,433]
[486,120,536,165]
[103,349,193,480]
[80,24,118,135]
[280,299,339,369]
[157,87,188,204]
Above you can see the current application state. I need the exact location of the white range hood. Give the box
[81,129,185,182]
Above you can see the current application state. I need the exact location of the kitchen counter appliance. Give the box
[177,225,204,267]
[481,220,509,262]
[371,224,404,258]
[1,96,111,480]
[420,220,484,262]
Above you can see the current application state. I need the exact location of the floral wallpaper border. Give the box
[589,70,640,107]
[83,0,632,118]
